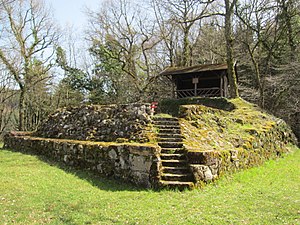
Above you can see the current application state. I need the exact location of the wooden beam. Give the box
[172,82,175,98]
[220,75,224,97]
[224,75,228,97]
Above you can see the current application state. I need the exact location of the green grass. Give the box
[0,145,299,225]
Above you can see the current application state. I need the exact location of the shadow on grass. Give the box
[1,147,146,192]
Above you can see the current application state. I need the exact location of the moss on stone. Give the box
[4,98,297,189]
[159,97,235,116]
[179,98,297,153]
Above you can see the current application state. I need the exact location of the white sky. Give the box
[41,1,105,81]
[45,0,102,30]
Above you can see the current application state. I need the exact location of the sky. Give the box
[45,0,102,30]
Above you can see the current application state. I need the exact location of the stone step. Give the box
[158,142,183,148]
[159,180,194,190]
[160,153,185,160]
[161,159,187,167]
[153,120,180,126]
[161,173,194,182]
[162,166,191,174]
[158,129,181,134]
[157,137,183,143]
[153,117,179,122]
[155,125,181,130]
[157,134,184,139]
[160,148,185,154]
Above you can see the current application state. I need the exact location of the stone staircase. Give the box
[153,116,194,190]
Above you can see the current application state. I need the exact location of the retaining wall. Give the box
[179,102,297,187]
[4,132,160,188]
[3,99,297,189]
[187,146,291,187]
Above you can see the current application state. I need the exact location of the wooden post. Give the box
[224,75,228,97]
[220,74,224,97]
[192,77,199,97]
[170,76,176,98]
[172,82,175,98]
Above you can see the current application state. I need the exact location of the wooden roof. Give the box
[160,63,228,76]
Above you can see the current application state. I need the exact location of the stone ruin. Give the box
[3,100,298,189]
[35,104,152,143]
[5,103,160,188]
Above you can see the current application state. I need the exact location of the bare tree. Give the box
[235,0,278,105]
[235,0,300,107]
[0,66,18,136]
[275,0,300,61]
[0,0,59,130]
[86,0,163,102]
[224,0,239,98]
[193,18,227,64]
[152,0,216,67]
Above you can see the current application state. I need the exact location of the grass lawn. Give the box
[0,144,299,225]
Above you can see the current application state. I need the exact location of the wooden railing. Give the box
[175,87,221,98]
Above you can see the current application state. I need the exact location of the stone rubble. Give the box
[35,103,152,142]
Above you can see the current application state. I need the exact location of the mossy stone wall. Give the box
[178,100,297,187]
[159,97,235,116]
[35,103,152,143]
[4,132,160,188]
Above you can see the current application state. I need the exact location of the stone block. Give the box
[130,154,152,172]
[108,149,117,160]
[190,164,213,182]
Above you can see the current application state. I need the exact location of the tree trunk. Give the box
[280,0,296,60]
[224,0,239,98]
[247,44,264,107]
[18,88,25,131]
[253,60,264,107]
[182,28,190,67]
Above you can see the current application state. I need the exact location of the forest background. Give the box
[0,0,299,140]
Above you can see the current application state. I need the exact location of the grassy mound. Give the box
[179,98,297,152]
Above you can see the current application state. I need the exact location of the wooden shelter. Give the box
[161,63,233,98]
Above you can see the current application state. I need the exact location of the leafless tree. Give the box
[224,0,239,98]
[152,0,216,67]
[86,0,163,102]
[275,0,300,61]
[0,0,59,130]
[235,0,278,105]
[0,66,18,136]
